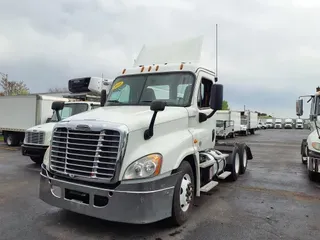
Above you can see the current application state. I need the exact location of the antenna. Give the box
[214,24,218,82]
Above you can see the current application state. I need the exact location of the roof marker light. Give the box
[122,69,126,74]
[141,66,145,72]
[180,63,184,70]
[148,66,152,72]
[155,65,159,71]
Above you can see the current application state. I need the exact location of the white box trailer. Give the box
[0,94,70,146]
[214,110,241,138]
[239,110,259,135]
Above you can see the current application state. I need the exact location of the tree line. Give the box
[0,74,67,95]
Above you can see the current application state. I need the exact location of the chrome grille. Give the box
[25,131,45,144]
[50,127,120,180]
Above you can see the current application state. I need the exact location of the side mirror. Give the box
[210,84,223,111]
[150,100,166,112]
[51,101,65,111]
[100,89,107,107]
[144,100,166,140]
[296,99,303,116]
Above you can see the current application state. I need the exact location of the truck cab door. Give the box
[189,70,216,151]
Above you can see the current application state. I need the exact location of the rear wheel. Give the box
[6,134,19,146]
[227,146,241,181]
[301,139,308,165]
[238,143,248,174]
[171,161,195,226]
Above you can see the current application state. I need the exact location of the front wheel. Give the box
[170,161,195,226]
[30,156,43,164]
[308,170,317,182]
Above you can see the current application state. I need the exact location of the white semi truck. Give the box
[0,94,70,146]
[265,119,274,128]
[284,118,294,129]
[239,110,258,135]
[214,110,241,139]
[39,37,253,226]
[297,87,320,181]
[274,119,282,129]
[21,77,113,164]
[295,118,304,129]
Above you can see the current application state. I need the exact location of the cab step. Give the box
[217,171,231,180]
[200,180,219,193]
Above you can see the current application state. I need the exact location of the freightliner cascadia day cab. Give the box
[265,119,274,128]
[295,118,304,129]
[22,77,113,164]
[297,87,320,181]
[284,118,293,129]
[39,36,253,225]
[274,119,282,129]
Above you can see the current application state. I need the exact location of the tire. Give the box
[226,145,241,181]
[308,170,317,182]
[30,156,43,164]
[6,134,19,146]
[170,161,195,226]
[238,143,248,174]
[301,139,308,165]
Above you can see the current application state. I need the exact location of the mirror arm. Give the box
[144,111,158,140]
[207,109,217,119]
[56,110,61,121]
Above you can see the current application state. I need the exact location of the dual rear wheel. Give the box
[170,143,249,226]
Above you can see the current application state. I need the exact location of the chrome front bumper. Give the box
[39,165,178,224]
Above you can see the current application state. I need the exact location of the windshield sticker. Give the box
[112,81,124,90]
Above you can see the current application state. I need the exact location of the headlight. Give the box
[123,153,162,180]
[311,142,320,151]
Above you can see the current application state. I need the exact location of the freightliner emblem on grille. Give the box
[75,124,91,131]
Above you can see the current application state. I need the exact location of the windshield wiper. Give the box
[107,100,120,103]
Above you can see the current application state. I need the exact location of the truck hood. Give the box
[26,122,57,132]
[61,105,189,132]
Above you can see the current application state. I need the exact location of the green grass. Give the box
[0,135,3,141]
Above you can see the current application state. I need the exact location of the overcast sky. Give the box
[1,0,320,118]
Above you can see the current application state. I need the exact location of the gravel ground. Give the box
[0,129,319,240]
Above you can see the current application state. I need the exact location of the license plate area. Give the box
[65,189,89,204]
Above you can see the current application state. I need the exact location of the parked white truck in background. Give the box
[214,110,241,139]
[274,119,282,129]
[0,94,70,146]
[297,87,320,181]
[284,118,294,129]
[265,119,274,128]
[295,118,304,129]
[239,110,258,135]
[21,77,113,164]
[39,37,253,226]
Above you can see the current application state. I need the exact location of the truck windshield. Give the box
[216,120,224,127]
[51,103,89,122]
[105,72,195,107]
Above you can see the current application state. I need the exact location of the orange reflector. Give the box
[180,63,184,70]
[155,65,159,71]
[122,69,126,74]
[194,139,198,144]
[148,66,152,72]
[141,66,145,72]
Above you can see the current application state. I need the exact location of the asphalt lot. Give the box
[0,129,319,240]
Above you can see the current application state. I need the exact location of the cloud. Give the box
[0,0,319,117]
